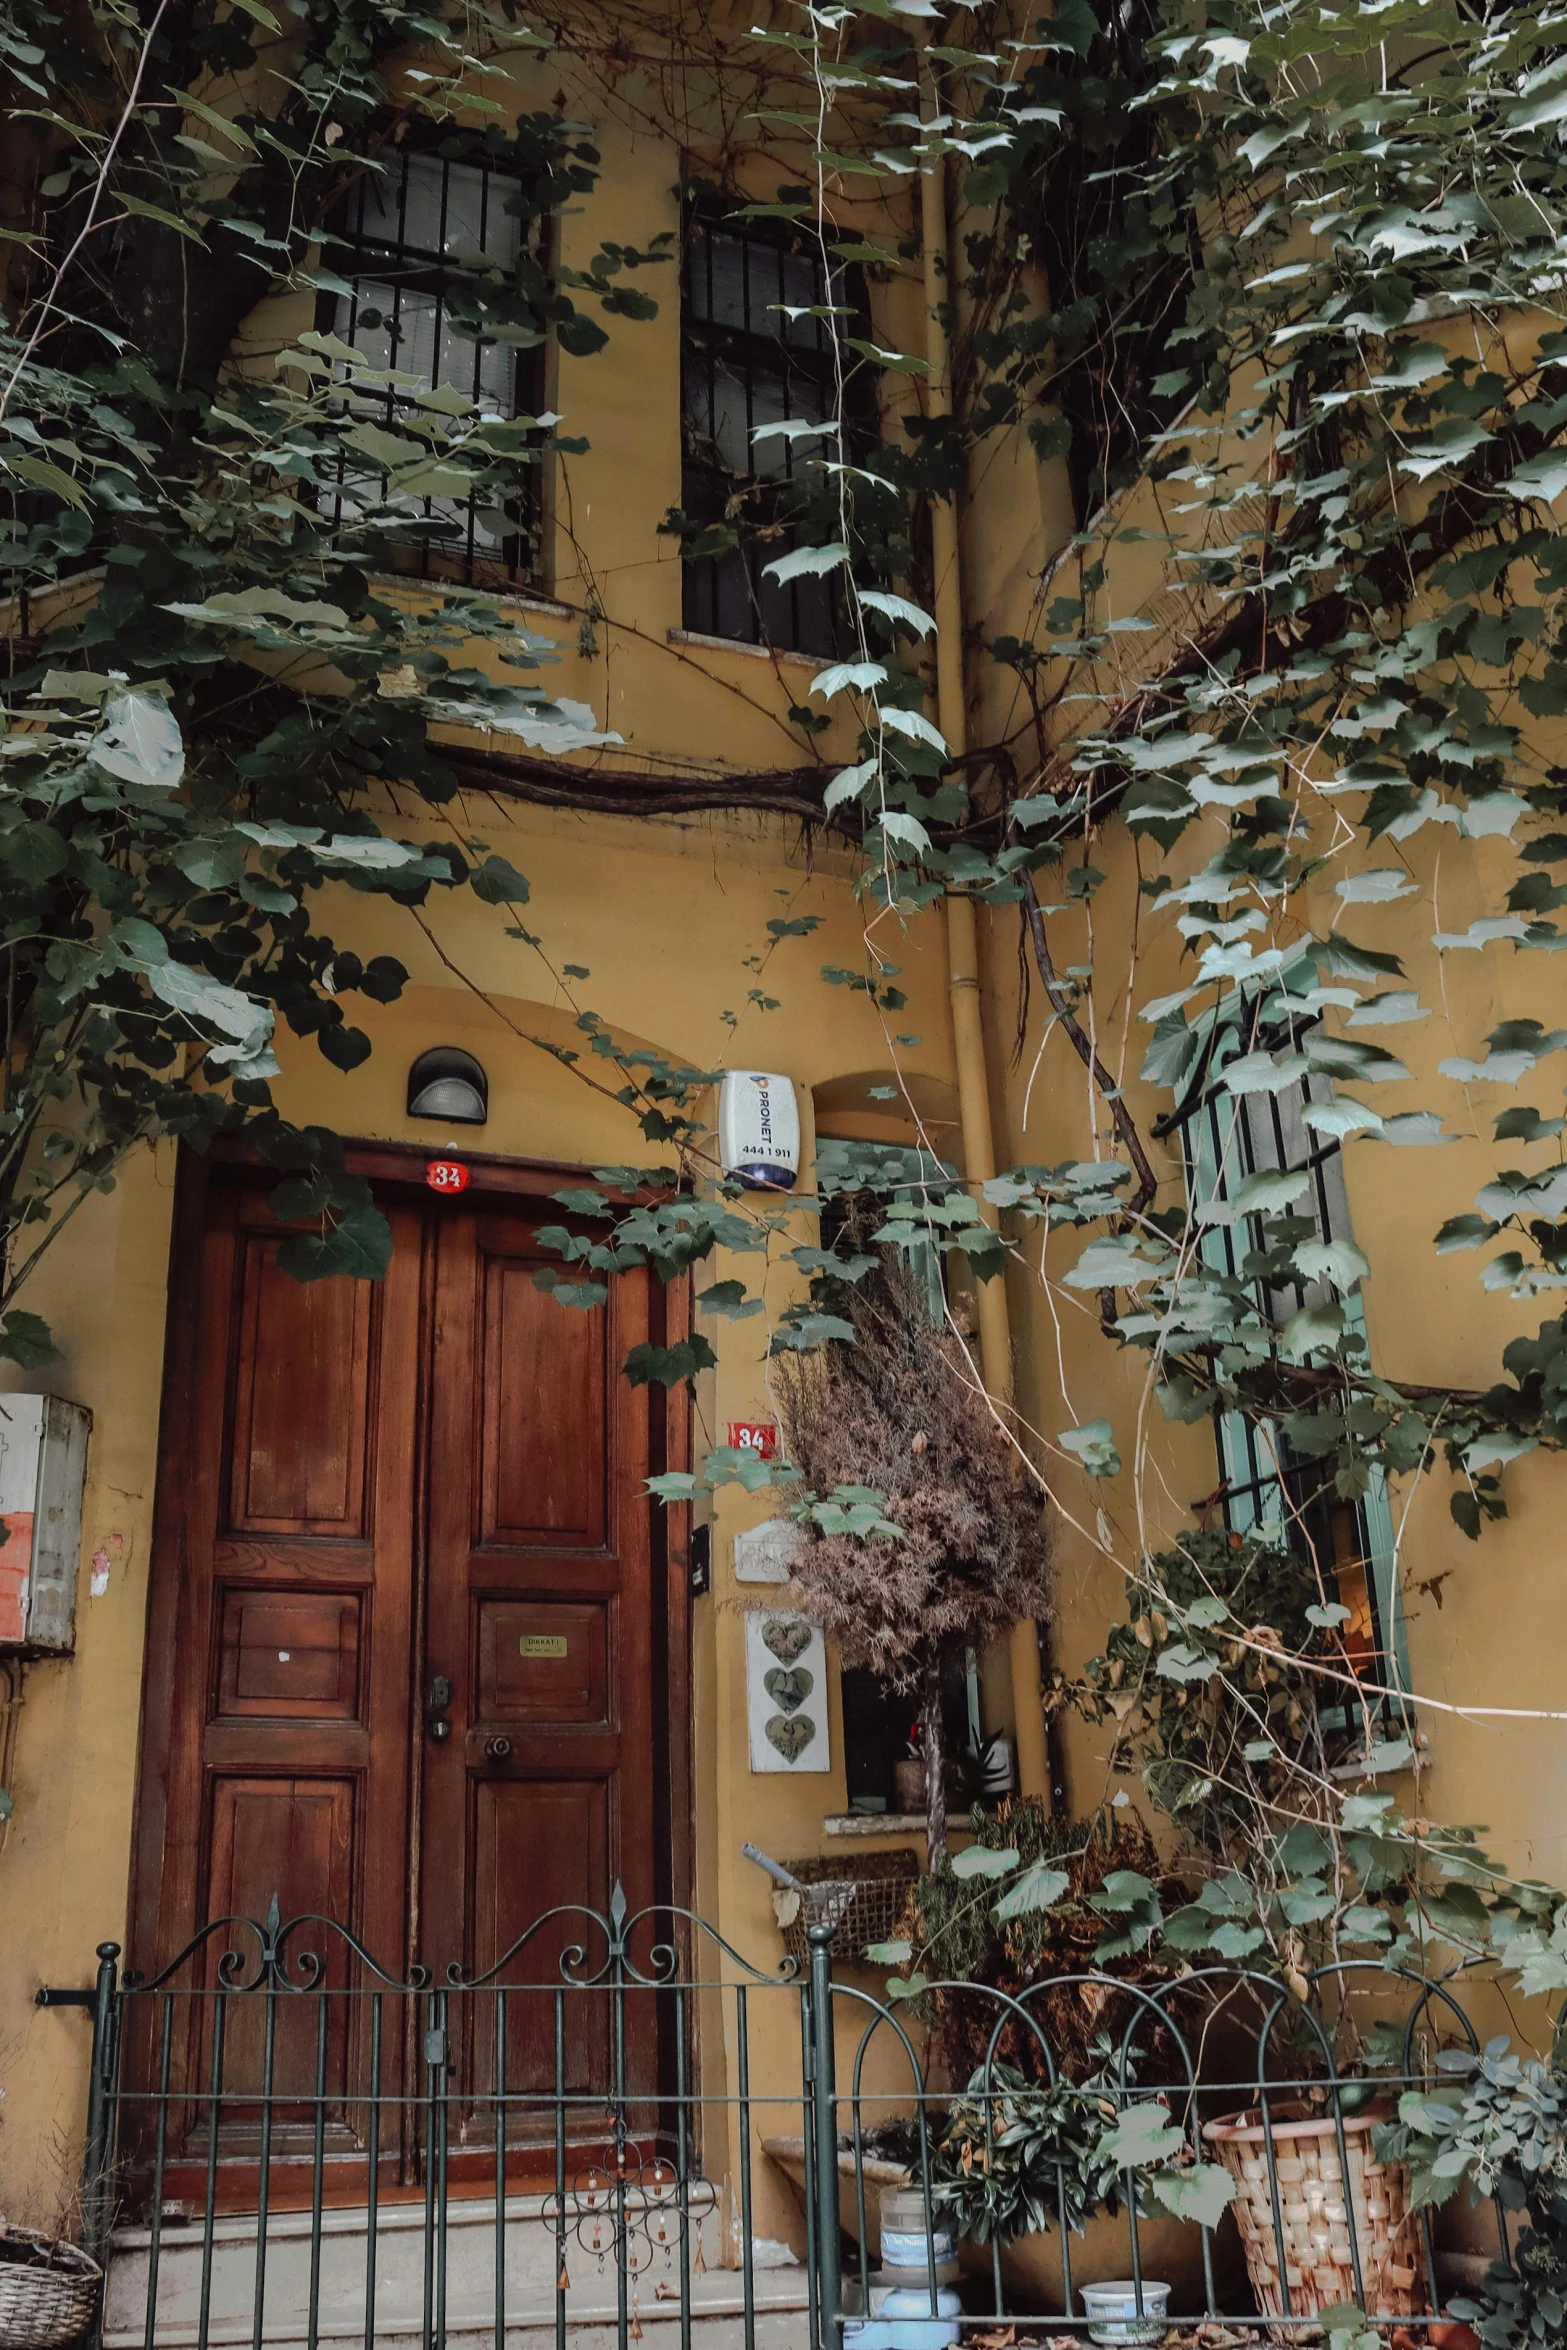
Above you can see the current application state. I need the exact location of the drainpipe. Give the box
[917,66,1056,1809]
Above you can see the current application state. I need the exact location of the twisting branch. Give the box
[1019,880,1157,1217]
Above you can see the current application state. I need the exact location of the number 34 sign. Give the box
[425,1160,470,1194]
[727,1420,777,1460]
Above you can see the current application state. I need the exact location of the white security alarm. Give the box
[718,1070,801,1190]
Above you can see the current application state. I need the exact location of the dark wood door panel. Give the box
[215,1588,363,1721]
[423,1205,657,2036]
[469,1777,612,2109]
[133,1176,422,2020]
[477,1596,609,1726]
[478,1248,608,1548]
[227,1232,374,1536]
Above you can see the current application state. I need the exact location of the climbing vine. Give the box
[12,0,1567,2014]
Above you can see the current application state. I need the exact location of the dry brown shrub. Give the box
[772,1255,1054,1687]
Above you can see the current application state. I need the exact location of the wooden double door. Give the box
[130,1151,685,2156]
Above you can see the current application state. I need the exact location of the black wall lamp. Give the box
[407,1046,489,1125]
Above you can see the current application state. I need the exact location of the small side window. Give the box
[679,205,864,657]
[1178,1009,1411,1734]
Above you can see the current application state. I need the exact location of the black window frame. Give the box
[679,199,868,658]
[318,142,548,589]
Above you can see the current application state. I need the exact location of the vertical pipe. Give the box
[806,1924,841,2350]
[916,35,1052,1805]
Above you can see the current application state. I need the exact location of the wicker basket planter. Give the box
[775,1849,919,1968]
[1202,2102,1426,2334]
[0,2226,102,2349]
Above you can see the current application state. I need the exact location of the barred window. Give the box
[680,210,860,657]
[322,149,544,584]
[1178,1007,1410,1726]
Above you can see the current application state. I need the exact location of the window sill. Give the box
[667,627,820,672]
[369,571,568,619]
[823,1813,937,1839]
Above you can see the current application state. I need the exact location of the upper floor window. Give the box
[1177,998,1410,1732]
[322,147,544,585]
[679,207,859,658]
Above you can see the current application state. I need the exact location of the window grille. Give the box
[1177,1007,1411,1729]
[322,148,544,584]
[680,209,860,657]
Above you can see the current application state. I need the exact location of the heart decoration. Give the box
[761,1616,811,1665]
[764,1666,812,1714]
[765,1712,816,1762]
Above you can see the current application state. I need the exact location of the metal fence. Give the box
[38,1902,1513,2350]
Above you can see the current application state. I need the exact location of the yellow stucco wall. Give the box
[7,15,1567,2261]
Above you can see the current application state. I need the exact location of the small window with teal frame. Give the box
[1177,1005,1411,1738]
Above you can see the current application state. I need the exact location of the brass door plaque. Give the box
[519,1633,569,1659]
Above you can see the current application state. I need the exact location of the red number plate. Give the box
[425,1159,470,1194]
[727,1419,777,1459]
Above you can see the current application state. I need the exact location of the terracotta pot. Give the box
[893,1759,925,1816]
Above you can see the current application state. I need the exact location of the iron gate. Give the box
[40,1904,1515,2349]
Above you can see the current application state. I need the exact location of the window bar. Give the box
[435,1984,451,2350]
[1327,2057,1369,2312]
[848,2052,871,2317]
[554,1986,567,2350]
[1121,2075,1148,2325]
[1256,2077,1294,2327]
[306,1988,329,2350]
[674,1980,693,2350]
[612,1945,629,2350]
[798,1983,821,2350]
[737,1982,756,2350]
[196,1993,226,2350]
[141,1992,174,2350]
[422,1985,439,2350]
[252,1974,279,2350]
[365,1992,382,2350]
[495,1986,507,2350]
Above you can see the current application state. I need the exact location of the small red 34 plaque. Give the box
[425,1159,470,1195]
[727,1419,777,1459]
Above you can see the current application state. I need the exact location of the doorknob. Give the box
[427,1675,452,1744]
[485,1736,512,1763]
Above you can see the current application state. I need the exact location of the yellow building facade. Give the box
[2,13,1564,2294]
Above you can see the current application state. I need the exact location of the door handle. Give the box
[427,1675,452,1744]
[485,1736,512,1763]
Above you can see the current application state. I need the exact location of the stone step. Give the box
[104,2188,808,2349]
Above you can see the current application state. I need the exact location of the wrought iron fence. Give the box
[39,1904,1515,2350]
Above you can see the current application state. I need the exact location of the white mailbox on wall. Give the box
[0,1396,91,1653]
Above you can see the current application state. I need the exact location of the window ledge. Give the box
[822,1813,937,1839]
[500,590,571,620]
[667,627,819,672]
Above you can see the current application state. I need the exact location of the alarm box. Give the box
[0,1395,91,1653]
[717,1071,801,1191]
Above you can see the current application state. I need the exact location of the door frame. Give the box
[127,1135,694,1994]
